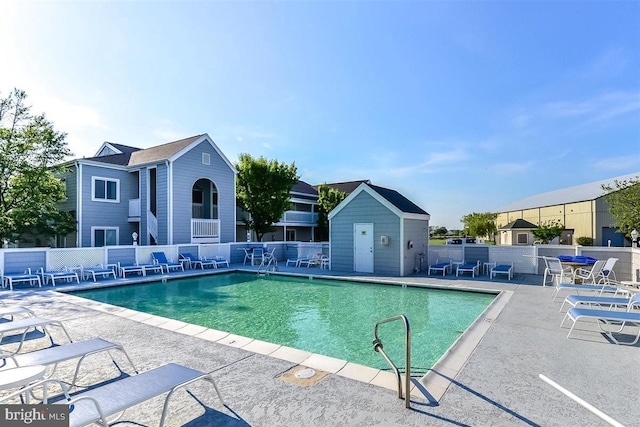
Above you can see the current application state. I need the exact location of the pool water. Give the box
[72,273,495,374]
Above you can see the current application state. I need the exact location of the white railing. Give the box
[191,219,219,238]
[147,211,158,242]
[280,211,318,224]
[129,199,141,218]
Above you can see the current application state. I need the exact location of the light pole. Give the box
[631,229,638,248]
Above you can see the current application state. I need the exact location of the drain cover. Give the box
[277,365,329,387]
[294,368,316,379]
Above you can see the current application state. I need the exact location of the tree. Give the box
[315,183,347,240]
[532,220,564,244]
[601,177,640,240]
[431,226,448,237]
[0,89,75,245]
[461,212,498,241]
[236,153,299,242]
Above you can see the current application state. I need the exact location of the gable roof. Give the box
[329,182,429,220]
[315,180,370,194]
[495,172,640,212]
[128,134,204,166]
[292,180,318,196]
[499,219,538,230]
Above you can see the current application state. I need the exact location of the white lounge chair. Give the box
[491,263,513,280]
[559,294,633,313]
[179,253,213,269]
[82,265,117,282]
[37,268,80,286]
[40,363,225,427]
[0,306,35,321]
[456,261,480,277]
[151,252,184,273]
[2,337,138,388]
[1,269,42,291]
[118,263,146,278]
[0,317,72,355]
[551,281,619,301]
[428,260,451,276]
[561,294,640,345]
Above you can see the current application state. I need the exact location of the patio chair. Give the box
[242,248,252,265]
[428,260,451,276]
[40,362,225,427]
[490,263,513,280]
[37,268,80,286]
[208,256,229,268]
[1,269,42,291]
[1,337,138,389]
[151,252,184,273]
[596,257,618,284]
[573,259,606,284]
[82,265,117,282]
[118,263,146,278]
[456,260,480,277]
[561,293,640,345]
[0,317,73,355]
[542,257,573,287]
[259,248,277,267]
[251,248,264,266]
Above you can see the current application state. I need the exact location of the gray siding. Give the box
[172,140,235,244]
[403,218,430,275]
[56,166,79,247]
[330,192,400,275]
[139,168,148,246]
[107,247,137,266]
[80,165,138,247]
[157,164,168,244]
[4,251,45,274]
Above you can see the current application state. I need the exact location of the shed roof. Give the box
[368,184,428,215]
[495,172,640,212]
[499,219,538,230]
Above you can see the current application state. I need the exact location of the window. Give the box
[517,233,528,244]
[92,227,118,247]
[92,177,119,202]
[202,153,211,165]
[286,229,296,242]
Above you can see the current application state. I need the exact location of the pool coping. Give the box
[44,268,510,403]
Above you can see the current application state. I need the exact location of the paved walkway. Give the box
[0,266,637,426]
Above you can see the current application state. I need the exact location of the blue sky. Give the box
[1,1,638,229]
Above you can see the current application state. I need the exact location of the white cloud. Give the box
[489,161,534,175]
[594,156,640,171]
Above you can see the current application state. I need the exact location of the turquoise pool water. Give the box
[72,273,495,374]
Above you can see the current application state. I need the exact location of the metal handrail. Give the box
[373,314,411,408]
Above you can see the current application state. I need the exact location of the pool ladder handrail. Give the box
[373,314,411,409]
[257,254,278,274]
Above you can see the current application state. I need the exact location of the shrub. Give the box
[576,237,593,246]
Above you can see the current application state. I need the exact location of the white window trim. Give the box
[91,226,119,247]
[91,176,120,203]
[202,152,211,165]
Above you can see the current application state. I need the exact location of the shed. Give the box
[328,183,430,276]
[497,219,538,246]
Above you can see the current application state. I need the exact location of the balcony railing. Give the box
[192,219,220,240]
[279,211,318,225]
[129,199,141,221]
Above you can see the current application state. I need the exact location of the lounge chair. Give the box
[1,337,138,388]
[118,263,146,278]
[0,306,34,321]
[490,263,513,280]
[542,257,573,287]
[596,257,618,284]
[559,294,633,313]
[551,281,619,301]
[561,294,640,345]
[0,317,72,355]
[428,260,451,276]
[82,265,117,282]
[151,252,184,273]
[179,253,215,269]
[573,259,606,284]
[40,362,225,427]
[1,269,42,291]
[456,261,480,277]
[207,256,229,268]
[37,268,80,286]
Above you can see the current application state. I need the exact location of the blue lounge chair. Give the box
[37,268,80,286]
[551,281,619,301]
[82,265,116,282]
[151,252,184,273]
[1,269,42,291]
[119,263,146,278]
[428,260,451,276]
[179,253,215,269]
[560,294,632,312]
[561,294,640,345]
[490,263,513,280]
[208,256,229,268]
[456,261,480,277]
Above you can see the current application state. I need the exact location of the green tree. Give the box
[461,212,498,241]
[236,153,299,242]
[315,183,347,241]
[0,89,75,245]
[532,220,565,244]
[601,177,640,240]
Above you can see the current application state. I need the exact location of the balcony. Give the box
[191,218,220,243]
[277,210,319,226]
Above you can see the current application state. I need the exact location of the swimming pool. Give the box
[72,273,495,374]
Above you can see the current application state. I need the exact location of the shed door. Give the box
[354,223,374,273]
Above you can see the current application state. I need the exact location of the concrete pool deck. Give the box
[0,266,638,426]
